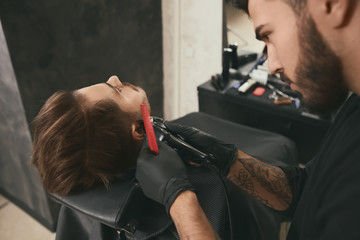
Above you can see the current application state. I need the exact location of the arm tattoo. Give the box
[228,157,292,210]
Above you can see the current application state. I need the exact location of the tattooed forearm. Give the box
[228,163,275,208]
[241,157,292,204]
[228,154,292,210]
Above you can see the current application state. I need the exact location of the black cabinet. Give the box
[198,79,331,163]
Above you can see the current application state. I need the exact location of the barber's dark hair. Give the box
[230,0,249,14]
[231,0,307,15]
[32,91,141,196]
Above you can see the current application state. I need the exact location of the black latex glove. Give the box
[165,121,238,176]
[135,140,195,213]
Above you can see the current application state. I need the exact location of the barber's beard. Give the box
[293,14,348,115]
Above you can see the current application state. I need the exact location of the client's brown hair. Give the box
[32,91,141,196]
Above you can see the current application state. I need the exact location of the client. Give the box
[32,75,149,196]
[32,75,287,239]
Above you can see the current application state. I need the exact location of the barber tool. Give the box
[249,69,268,85]
[268,85,301,108]
[229,43,239,69]
[249,46,268,73]
[210,48,235,91]
[222,47,233,83]
[150,117,215,166]
[238,52,258,67]
[236,46,268,91]
[250,69,292,89]
[273,97,292,105]
[238,79,256,93]
[140,104,159,154]
[279,86,302,99]
[232,80,245,89]
[268,92,292,105]
[267,84,296,101]
[268,74,290,87]
[211,74,224,91]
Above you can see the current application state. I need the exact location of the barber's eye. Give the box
[261,33,270,42]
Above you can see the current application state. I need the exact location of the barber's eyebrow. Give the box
[255,24,266,41]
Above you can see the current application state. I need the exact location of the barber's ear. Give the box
[131,121,145,141]
[317,0,351,28]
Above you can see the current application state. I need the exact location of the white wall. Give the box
[225,4,265,53]
[162,0,223,120]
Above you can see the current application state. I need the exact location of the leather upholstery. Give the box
[51,112,298,238]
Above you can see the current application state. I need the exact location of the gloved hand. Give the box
[135,140,195,213]
[164,122,238,176]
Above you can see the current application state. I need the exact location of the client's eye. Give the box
[114,87,121,94]
[104,82,122,95]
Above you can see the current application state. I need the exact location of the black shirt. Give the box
[282,94,360,239]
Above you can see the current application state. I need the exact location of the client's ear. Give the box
[131,121,145,141]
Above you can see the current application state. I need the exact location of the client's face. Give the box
[77,76,150,118]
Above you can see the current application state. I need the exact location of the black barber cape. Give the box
[282,94,360,239]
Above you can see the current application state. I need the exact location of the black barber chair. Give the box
[51,112,298,240]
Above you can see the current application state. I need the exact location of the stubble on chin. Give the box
[293,13,348,115]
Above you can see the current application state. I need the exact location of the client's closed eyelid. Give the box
[114,86,122,93]
[104,82,122,94]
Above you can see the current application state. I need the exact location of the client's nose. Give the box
[107,75,123,88]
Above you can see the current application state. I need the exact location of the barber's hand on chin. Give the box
[165,122,238,176]
[135,140,195,213]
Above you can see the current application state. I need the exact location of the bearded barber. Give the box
[136,0,360,239]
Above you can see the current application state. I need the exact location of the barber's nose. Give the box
[107,75,123,88]
[267,47,283,74]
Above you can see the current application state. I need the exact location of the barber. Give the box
[136,0,360,239]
